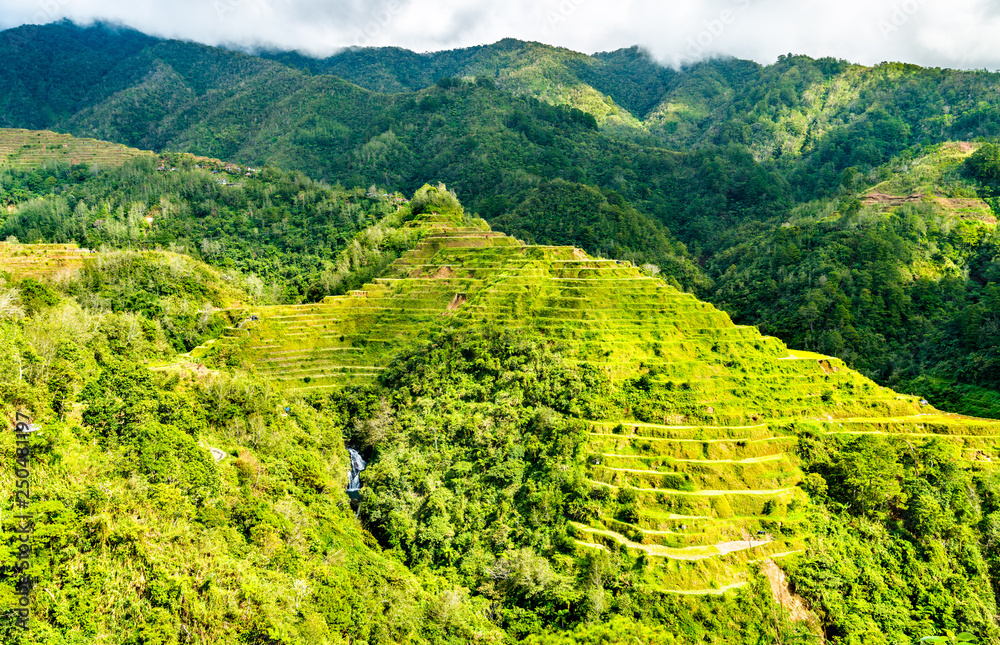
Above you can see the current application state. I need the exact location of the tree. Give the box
[830,437,904,519]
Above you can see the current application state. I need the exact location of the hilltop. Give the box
[3,179,1000,642]
[184,185,1000,640]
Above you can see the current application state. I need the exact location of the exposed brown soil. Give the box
[761,559,822,631]
[862,192,923,206]
[433,265,455,279]
[446,293,467,312]
[818,360,838,374]
[573,248,589,260]
[935,197,987,208]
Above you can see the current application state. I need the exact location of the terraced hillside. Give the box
[0,240,91,278]
[0,128,152,168]
[200,210,1000,598]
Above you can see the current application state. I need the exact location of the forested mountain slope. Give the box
[5,183,1000,643]
[0,16,999,644]
[0,242,509,644]
[712,142,1000,418]
[0,25,998,414]
[6,22,1000,193]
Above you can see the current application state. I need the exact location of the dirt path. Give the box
[588,432,795,444]
[862,192,923,206]
[599,453,784,465]
[572,523,773,560]
[588,480,793,496]
[596,421,769,431]
[826,429,1000,439]
[716,538,772,555]
[661,581,747,595]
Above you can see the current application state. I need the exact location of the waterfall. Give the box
[347,448,366,492]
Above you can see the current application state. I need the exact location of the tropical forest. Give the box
[1,19,1000,645]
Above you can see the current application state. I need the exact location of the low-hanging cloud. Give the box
[1,0,998,69]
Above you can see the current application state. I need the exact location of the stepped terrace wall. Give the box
[198,217,1000,596]
[0,242,91,279]
[0,128,152,168]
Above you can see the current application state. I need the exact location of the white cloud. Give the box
[0,0,998,69]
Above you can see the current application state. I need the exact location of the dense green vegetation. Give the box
[790,431,1000,644]
[4,135,996,417]
[333,329,607,636]
[3,185,1000,644]
[0,249,508,645]
[4,31,1000,400]
[1,24,998,416]
[0,251,804,644]
[0,154,401,302]
[492,179,708,291]
[5,21,1000,642]
[710,143,1000,416]
[225,203,1000,643]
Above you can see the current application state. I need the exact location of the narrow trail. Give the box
[572,523,773,560]
[588,480,793,496]
[588,432,796,444]
[597,453,785,465]
[576,541,607,551]
[593,421,770,431]
[661,581,747,595]
[825,429,1000,439]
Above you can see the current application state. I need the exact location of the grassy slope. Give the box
[205,206,1000,613]
[3,186,1000,642]
[0,129,151,169]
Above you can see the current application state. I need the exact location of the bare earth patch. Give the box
[862,192,923,206]
[715,537,771,555]
[446,293,467,312]
[761,559,822,630]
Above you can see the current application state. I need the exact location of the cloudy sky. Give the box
[0,0,998,69]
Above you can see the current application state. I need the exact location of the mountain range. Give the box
[1,21,1000,643]
[1,20,998,418]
